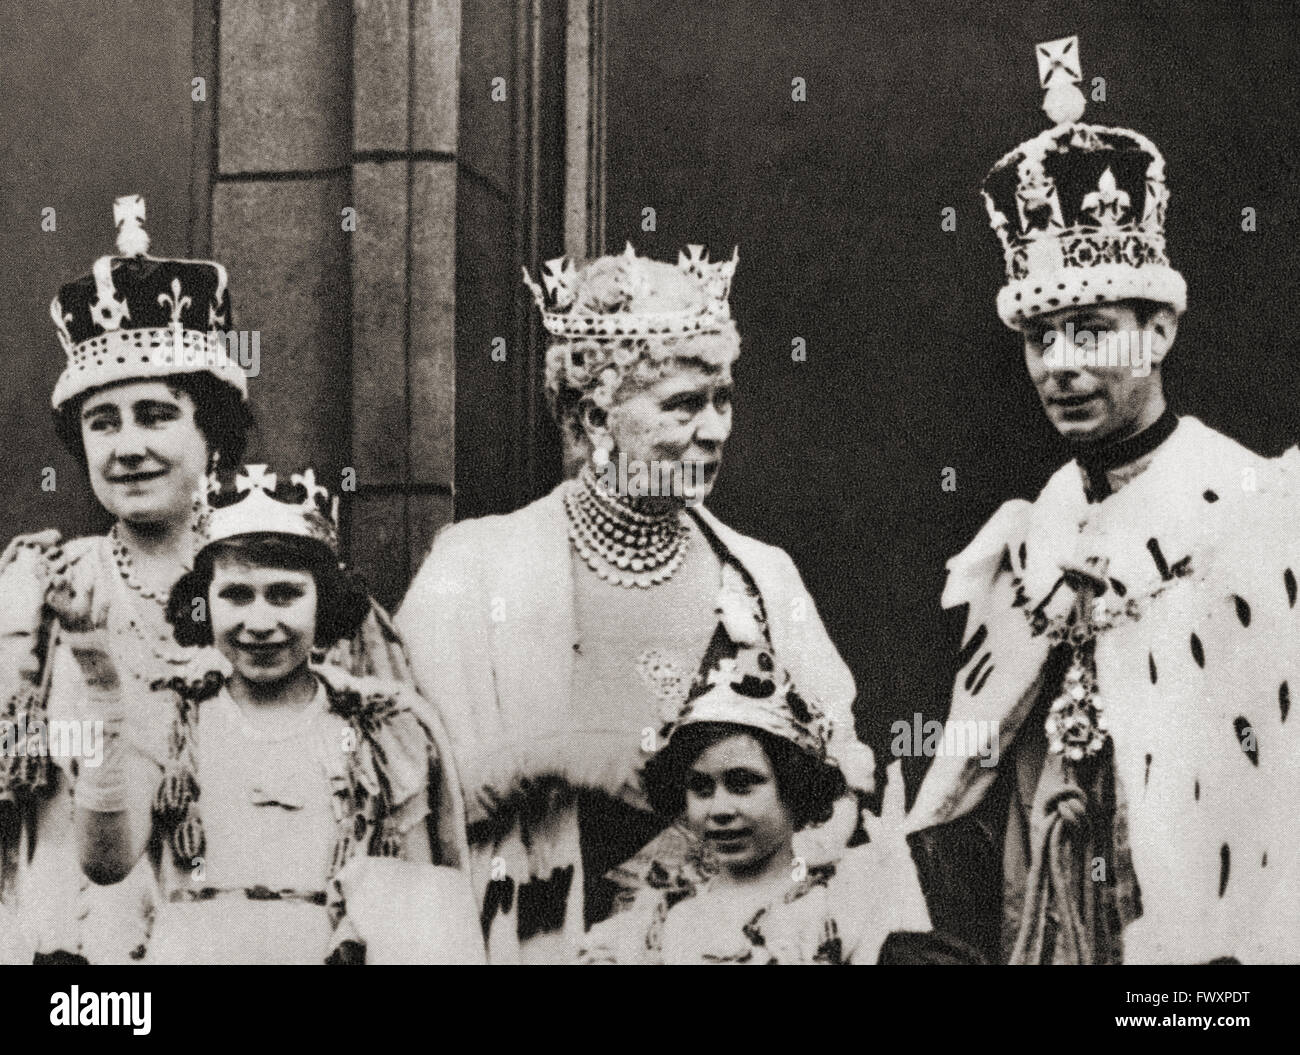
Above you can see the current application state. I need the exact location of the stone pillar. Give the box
[213,0,460,609]
[350,0,459,608]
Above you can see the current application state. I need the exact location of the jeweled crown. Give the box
[982,36,1186,329]
[198,465,339,553]
[50,194,248,409]
[659,625,833,763]
[523,242,739,341]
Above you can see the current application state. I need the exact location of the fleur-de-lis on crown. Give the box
[291,468,329,507]
[158,277,193,326]
[236,465,277,494]
[49,297,75,354]
[1081,168,1131,228]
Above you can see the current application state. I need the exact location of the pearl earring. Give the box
[593,436,613,469]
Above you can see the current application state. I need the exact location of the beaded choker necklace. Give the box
[564,462,690,588]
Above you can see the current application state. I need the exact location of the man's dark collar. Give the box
[1074,407,1179,501]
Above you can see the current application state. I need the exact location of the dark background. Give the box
[0,0,198,543]
[600,0,1300,764]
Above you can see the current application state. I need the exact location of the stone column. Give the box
[212,0,460,609]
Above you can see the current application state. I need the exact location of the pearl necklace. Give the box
[564,463,690,588]
[106,525,195,676]
[109,523,169,606]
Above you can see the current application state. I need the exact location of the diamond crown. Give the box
[199,465,339,553]
[523,242,738,341]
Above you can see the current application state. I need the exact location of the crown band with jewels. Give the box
[523,242,739,341]
[50,194,249,409]
[198,465,339,554]
[982,36,1186,329]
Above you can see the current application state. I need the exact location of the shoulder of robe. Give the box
[425,488,565,564]
[941,498,1033,611]
[0,533,102,634]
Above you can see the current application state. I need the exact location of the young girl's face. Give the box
[684,732,795,876]
[209,553,318,691]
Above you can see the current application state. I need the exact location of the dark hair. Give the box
[166,533,371,649]
[53,372,254,471]
[642,721,847,831]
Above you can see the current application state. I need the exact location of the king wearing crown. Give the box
[906,37,1300,964]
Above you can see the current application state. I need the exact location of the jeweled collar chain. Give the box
[564,462,690,588]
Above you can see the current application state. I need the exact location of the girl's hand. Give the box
[46,567,108,636]
[46,573,122,719]
[0,529,62,577]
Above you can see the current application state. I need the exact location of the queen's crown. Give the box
[523,242,738,341]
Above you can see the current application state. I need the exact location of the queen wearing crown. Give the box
[0,197,456,965]
[0,196,254,964]
[398,244,878,963]
[61,465,482,964]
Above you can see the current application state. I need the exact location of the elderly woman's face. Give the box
[80,380,209,529]
[605,362,733,501]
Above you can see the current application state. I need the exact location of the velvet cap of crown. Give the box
[197,465,339,555]
[659,623,833,764]
[522,242,739,341]
[982,36,1186,330]
[49,195,249,409]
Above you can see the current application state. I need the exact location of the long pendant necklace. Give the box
[564,462,690,588]
[107,525,195,677]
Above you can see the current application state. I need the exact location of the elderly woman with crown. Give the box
[0,197,457,964]
[398,244,879,963]
[906,37,1300,964]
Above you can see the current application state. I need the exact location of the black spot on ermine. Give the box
[1147,538,1171,580]
[1194,779,1200,801]
[1234,595,1251,627]
[1234,717,1258,766]
[1203,489,1219,503]
[965,652,991,692]
[1144,753,1152,787]
[1148,652,1157,684]
[1282,682,1291,723]
[957,624,987,672]
[1219,844,1231,897]
[1287,568,1297,608]
[1190,633,1205,668]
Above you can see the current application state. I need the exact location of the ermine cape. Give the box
[908,417,1300,964]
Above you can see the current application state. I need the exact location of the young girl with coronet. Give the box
[60,465,481,964]
[578,625,936,964]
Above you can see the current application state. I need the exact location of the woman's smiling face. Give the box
[80,380,209,528]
